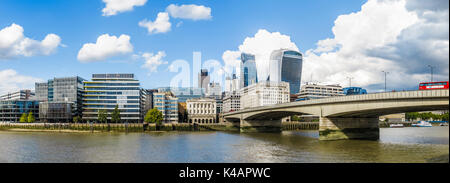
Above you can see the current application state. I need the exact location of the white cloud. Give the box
[139,12,171,34]
[166,4,212,20]
[0,69,43,95]
[141,51,168,72]
[223,29,299,81]
[0,23,61,59]
[77,34,133,62]
[102,0,147,16]
[222,50,241,77]
[304,0,449,91]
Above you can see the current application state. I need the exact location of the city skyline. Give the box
[1,0,449,95]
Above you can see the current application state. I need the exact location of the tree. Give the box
[111,105,121,123]
[98,109,108,123]
[144,108,163,126]
[20,113,28,123]
[27,112,35,123]
[73,116,82,123]
[442,113,449,122]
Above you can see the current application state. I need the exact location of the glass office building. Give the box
[35,76,85,117]
[82,74,143,123]
[240,53,258,88]
[269,49,303,94]
[0,100,39,122]
[157,87,205,103]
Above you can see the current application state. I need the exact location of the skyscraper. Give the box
[268,49,303,94]
[240,53,258,88]
[198,69,210,93]
[82,74,143,123]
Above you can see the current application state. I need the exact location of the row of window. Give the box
[84,105,139,108]
[84,83,140,86]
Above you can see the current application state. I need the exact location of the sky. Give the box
[0,0,448,95]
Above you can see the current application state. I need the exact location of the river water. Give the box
[0,127,448,163]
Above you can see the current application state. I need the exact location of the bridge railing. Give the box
[224,89,449,115]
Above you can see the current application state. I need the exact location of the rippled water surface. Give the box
[0,127,448,163]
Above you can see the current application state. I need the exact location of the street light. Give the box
[427,65,434,82]
[346,76,354,87]
[382,71,389,92]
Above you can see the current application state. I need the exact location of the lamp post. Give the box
[382,71,389,92]
[347,76,354,87]
[427,65,434,82]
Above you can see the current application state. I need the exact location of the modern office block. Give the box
[240,53,258,89]
[0,100,39,122]
[82,74,143,123]
[0,90,34,101]
[35,76,85,117]
[39,102,72,123]
[269,49,303,94]
[153,91,179,123]
[158,87,205,103]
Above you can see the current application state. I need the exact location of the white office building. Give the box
[240,81,290,109]
[0,90,34,101]
[297,82,344,100]
[223,91,241,113]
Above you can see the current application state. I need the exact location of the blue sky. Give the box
[1,0,448,94]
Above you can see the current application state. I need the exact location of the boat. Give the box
[389,124,404,128]
[440,123,449,126]
[412,121,433,127]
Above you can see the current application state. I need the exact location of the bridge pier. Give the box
[319,117,379,140]
[240,119,282,133]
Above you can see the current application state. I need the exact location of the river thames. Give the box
[0,126,448,163]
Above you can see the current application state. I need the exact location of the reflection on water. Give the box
[0,127,448,163]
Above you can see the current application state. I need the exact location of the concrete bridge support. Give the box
[240,119,282,133]
[319,117,379,140]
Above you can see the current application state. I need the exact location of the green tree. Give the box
[73,116,82,123]
[144,108,163,126]
[111,105,121,123]
[19,113,28,123]
[98,109,108,123]
[27,112,35,123]
[442,113,449,122]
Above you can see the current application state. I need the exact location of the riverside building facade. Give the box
[269,49,303,94]
[35,76,85,117]
[186,98,217,124]
[153,91,179,123]
[0,100,39,122]
[82,74,143,123]
[240,81,290,109]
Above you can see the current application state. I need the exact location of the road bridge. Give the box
[223,90,449,140]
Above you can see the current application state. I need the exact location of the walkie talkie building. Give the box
[268,49,303,94]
